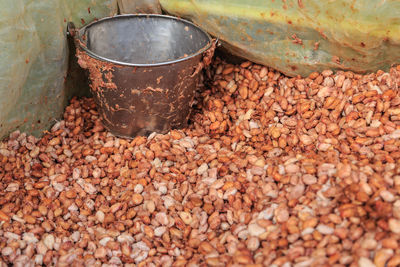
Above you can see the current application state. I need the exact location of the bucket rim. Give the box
[76,14,213,67]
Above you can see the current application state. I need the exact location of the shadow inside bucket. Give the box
[71,15,215,138]
[85,15,210,65]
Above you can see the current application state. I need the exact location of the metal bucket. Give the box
[67,14,216,138]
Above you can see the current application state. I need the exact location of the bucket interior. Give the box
[81,15,211,65]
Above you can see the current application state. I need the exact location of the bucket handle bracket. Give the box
[190,38,219,78]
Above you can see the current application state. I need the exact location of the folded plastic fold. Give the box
[161,0,400,77]
[0,0,117,139]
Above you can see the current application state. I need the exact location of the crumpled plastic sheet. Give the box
[0,0,117,139]
[118,0,161,14]
[161,0,400,77]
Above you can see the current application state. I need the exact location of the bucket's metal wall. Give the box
[72,14,215,138]
[0,0,118,140]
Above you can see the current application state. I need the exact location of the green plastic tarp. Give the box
[0,0,117,139]
[161,0,400,77]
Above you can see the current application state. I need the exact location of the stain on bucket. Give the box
[68,14,216,138]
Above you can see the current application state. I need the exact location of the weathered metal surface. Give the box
[71,15,215,138]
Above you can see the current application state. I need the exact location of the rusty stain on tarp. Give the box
[161,0,400,77]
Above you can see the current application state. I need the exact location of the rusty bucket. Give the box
[67,14,215,138]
